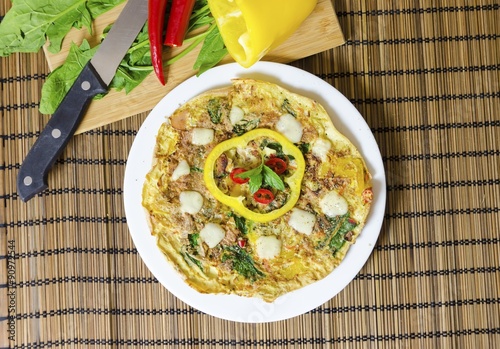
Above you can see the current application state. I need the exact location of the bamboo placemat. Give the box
[1,0,499,348]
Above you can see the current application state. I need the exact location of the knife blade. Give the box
[17,0,148,202]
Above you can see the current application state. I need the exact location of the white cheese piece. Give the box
[288,208,316,236]
[312,138,332,161]
[275,113,303,143]
[229,106,244,125]
[179,191,203,215]
[171,159,190,181]
[191,128,214,145]
[319,191,348,217]
[199,223,226,248]
[256,236,282,260]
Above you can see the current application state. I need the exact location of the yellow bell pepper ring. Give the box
[203,129,306,223]
[208,0,318,68]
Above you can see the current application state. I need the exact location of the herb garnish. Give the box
[317,213,358,255]
[229,213,248,235]
[188,233,200,248]
[282,98,297,117]
[181,251,204,272]
[232,119,260,135]
[207,98,222,124]
[222,245,264,281]
[236,157,285,194]
[297,143,311,155]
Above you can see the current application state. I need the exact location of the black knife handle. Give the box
[17,62,108,202]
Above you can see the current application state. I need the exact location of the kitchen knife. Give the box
[17,0,148,202]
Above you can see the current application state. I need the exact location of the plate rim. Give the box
[123,61,386,323]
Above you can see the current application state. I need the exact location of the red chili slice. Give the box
[253,189,274,204]
[265,157,287,174]
[237,239,247,248]
[230,168,250,184]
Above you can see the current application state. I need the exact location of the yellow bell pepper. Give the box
[208,0,318,68]
[203,129,305,223]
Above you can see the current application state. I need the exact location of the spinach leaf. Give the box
[282,98,297,117]
[297,142,311,155]
[39,24,151,114]
[207,98,222,124]
[329,218,358,254]
[39,40,98,114]
[188,233,200,248]
[232,119,260,136]
[193,25,228,76]
[190,166,204,173]
[0,0,125,56]
[222,245,264,281]
[181,251,204,272]
[229,213,248,235]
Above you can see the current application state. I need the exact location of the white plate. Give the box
[124,62,386,323]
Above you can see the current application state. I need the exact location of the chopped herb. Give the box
[297,142,311,154]
[181,251,204,272]
[232,118,260,135]
[207,98,222,124]
[317,213,358,255]
[229,213,248,235]
[282,98,297,117]
[188,233,200,248]
[261,140,284,157]
[329,218,358,254]
[222,245,264,281]
[190,166,204,173]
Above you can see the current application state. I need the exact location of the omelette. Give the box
[142,79,373,302]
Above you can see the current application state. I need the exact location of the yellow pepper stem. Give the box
[203,129,305,223]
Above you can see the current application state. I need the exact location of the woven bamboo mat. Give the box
[1,0,499,348]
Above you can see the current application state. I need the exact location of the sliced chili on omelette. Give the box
[142,79,373,302]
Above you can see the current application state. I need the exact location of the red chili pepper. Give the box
[164,0,196,47]
[253,189,274,204]
[237,239,247,248]
[230,168,250,184]
[148,0,168,85]
[265,157,287,174]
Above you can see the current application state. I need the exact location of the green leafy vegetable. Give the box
[190,166,204,173]
[39,24,152,114]
[229,213,248,235]
[0,0,126,56]
[329,218,357,253]
[207,98,222,124]
[222,245,264,281]
[262,166,286,191]
[39,40,98,114]
[237,158,285,194]
[193,25,228,76]
[281,98,297,117]
[232,119,260,136]
[317,213,358,255]
[297,143,311,155]
[181,251,204,272]
[188,233,200,248]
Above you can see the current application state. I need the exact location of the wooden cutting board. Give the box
[43,0,345,134]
